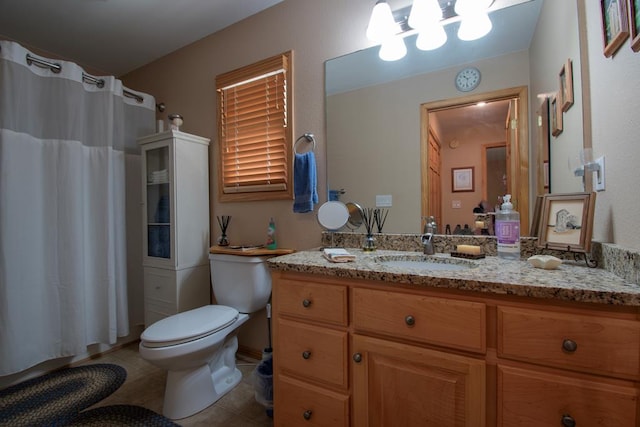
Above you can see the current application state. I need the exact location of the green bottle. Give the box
[266,218,277,250]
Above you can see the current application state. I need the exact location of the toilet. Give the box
[139,253,272,420]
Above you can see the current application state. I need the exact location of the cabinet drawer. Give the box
[276,318,348,389]
[498,365,639,427]
[497,306,640,378]
[144,268,176,304]
[274,375,349,427]
[274,279,347,326]
[352,288,486,353]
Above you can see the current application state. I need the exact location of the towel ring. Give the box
[294,133,316,154]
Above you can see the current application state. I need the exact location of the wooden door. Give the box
[352,334,485,427]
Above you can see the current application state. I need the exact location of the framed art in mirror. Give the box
[600,0,630,57]
[537,192,596,253]
[530,195,545,238]
[551,93,563,137]
[451,167,474,192]
[629,0,640,52]
[559,59,574,112]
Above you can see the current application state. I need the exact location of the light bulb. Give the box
[416,23,447,51]
[454,0,492,16]
[458,12,492,41]
[408,0,443,30]
[379,36,407,61]
[366,1,397,43]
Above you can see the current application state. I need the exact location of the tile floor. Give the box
[80,342,273,427]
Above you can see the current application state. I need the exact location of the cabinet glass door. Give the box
[145,145,170,259]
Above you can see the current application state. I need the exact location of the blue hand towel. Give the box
[293,151,318,213]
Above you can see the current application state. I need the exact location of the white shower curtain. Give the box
[0,41,156,375]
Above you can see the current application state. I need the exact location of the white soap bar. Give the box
[457,244,481,255]
[528,255,562,270]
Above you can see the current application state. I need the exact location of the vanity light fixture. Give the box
[365,0,496,60]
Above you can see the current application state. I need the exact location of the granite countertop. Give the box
[268,249,640,306]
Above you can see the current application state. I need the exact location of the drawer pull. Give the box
[562,339,578,353]
[302,351,311,360]
[353,353,362,363]
[302,299,312,308]
[303,410,313,420]
[561,414,576,427]
[405,315,415,326]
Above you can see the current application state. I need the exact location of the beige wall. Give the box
[120,0,640,351]
[584,0,640,248]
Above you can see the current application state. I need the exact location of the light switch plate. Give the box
[593,156,605,191]
[376,194,392,207]
[452,200,462,209]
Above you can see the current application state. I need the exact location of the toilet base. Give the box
[162,334,243,419]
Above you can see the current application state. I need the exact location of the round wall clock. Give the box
[455,67,481,92]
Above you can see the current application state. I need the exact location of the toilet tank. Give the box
[209,253,272,313]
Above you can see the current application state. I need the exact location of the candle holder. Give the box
[216,215,231,246]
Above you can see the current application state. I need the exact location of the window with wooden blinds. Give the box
[216,51,293,201]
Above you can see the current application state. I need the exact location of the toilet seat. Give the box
[141,305,239,348]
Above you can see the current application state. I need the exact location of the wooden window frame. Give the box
[216,51,293,202]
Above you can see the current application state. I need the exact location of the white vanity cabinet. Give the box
[138,130,211,326]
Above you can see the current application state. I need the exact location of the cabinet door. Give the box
[498,365,639,427]
[141,140,173,266]
[352,334,485,427]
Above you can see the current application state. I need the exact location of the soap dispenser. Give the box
[495,194,520,259]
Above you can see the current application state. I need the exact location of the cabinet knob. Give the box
[561,414,576,427]
[562,339,578,353]
[353,353,362,363]
[405,315,415,326]
[303,410,313,420]
[302,351,311,360]
[302,299,312,308]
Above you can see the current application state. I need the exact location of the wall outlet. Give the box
[376,194,392,207]
[593,156,605,191]
[452,200,462,209]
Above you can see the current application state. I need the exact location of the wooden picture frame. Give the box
[550,93,563,137]
[530,195,545,238]
[543,160,549,189]
[559,59,574,112]
[451,167,474,192]
[629,0,640,51]
[537,192,596,253]
[601,0,630,57]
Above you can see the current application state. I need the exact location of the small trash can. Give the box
[253,349,273,417]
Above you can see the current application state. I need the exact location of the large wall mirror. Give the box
[326,0,585,235]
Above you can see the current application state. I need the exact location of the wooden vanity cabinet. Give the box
[272,276,350,426]
[496,305,640,427]
[272,273,486,426]
[271,271,640,426]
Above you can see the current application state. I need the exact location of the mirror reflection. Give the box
[326,0,585,235]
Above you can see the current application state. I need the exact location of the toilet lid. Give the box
[141,305,239,347]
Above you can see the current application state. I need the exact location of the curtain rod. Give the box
[25,53,144,103]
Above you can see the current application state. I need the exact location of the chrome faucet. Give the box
[421,233,434,255]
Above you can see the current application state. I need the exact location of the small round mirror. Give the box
[345,202,364,230]
[317,201,349,231]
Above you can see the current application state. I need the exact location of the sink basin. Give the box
[375,255,476,271]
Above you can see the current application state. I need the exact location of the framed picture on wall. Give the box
[629,0,640,51]
[600,0,630,57]
[537,192,596,253]
[451,167,474,192]
[559,59,574,112]
[550,93,563,137]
